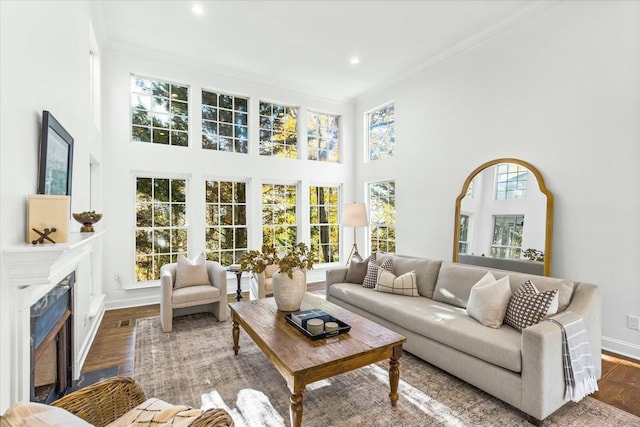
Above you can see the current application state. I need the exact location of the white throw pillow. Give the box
[375,269,419,297]
[174,253,210,289]
[466,273,512,328]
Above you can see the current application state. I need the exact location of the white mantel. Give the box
[2,231,105,406]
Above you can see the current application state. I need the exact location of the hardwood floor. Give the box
[83,283,640,418]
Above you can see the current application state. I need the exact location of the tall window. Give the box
[495,163,528,200]
[205,180,248,265]
[135,177,187,282]
[259,101,298,158]
[309,186,339,263]
[202,90,248,153]
[262,183,297,253]
[307,112,340,162]
[367,103,395,161]
[459,214,470,254]
[491,215,524,259]
[130,75,189,146]
[369,180,396,252]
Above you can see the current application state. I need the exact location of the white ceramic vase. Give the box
[272,269,306,311]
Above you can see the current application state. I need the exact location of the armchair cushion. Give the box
[105,398,204,427]
[175,253,210,289]
[264,264,279,278]
[0,402,92,427]
[172,284,221,305]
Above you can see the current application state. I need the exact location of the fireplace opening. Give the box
[30,272,74,403]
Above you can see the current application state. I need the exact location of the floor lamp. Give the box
[342,202,369,264]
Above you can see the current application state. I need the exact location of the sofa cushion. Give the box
[175,253,210,289]
[375,269,419,297]
[432,262,490,308]
[345,256,370,284]
[329,283,522,372]
[105,398,204,427]
[172,284,220,305]
[363,257,393,289]
[503,280,559,331]
[391,255,442,298]
[466,273,512,328]
[0,402,92,427]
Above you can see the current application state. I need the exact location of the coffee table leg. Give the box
[289,391,303,427]
[389,344,403,406]
[232,318,240,355]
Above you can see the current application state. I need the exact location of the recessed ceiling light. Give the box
[350,57,360,65]
[192,4,204,15]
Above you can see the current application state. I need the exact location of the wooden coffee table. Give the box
[229,293,406,427]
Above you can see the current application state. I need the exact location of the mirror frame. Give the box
[452,158,554,276]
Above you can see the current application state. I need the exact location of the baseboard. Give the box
[602,336,640,361]
[105,294,159,310]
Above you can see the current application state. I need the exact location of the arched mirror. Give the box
[453,158,554,276]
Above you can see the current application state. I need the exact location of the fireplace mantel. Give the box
[4,231,105,289]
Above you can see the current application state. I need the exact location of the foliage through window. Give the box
[130,75,189,146]
[135,177,187,282]
[491,215,524,259]
[369,180,396,252]
[202,90,248,153]
[262,183,297,254]
[307,112,340,162]
[459,214,470,254]
[367,103,395,161]
[259,101,298,158]
[495,163,528,200]
[205,180,248,266]
[309,186,339,263]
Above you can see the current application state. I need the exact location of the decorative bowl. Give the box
[72,212,102,232]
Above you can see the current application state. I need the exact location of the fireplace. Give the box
[30,272,74,403]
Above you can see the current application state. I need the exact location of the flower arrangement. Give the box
[239,242,314,279]
[523,248,544,262]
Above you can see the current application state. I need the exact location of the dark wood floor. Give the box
[83,283,640,418]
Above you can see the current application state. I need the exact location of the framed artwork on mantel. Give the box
[38,111,74,196]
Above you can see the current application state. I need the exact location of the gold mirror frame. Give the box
[452,158,554,276]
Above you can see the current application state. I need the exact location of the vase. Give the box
[272,269,306,312]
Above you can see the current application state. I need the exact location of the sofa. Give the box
[325,253,601,424]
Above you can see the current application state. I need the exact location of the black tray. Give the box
[285,310,351,341]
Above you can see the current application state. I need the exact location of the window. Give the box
[130,75,189,146]
[202,91,248,153]
[309,186,339,263]
[135,177,187,282]
[459,214,470,254]
[367,103,395,161]
[205,180,248,266]
[369,180,396,252]
[495,163,528,200]
[307,112,340,162]
[259,101,298,158]
[491,215,524,259]
[262,183,297,253]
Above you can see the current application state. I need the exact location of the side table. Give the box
[227,265,243,302]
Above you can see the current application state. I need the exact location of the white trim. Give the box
[602,336,640,361]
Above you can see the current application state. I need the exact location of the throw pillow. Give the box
[362,258,394,289]
[0,401,92,426]
[175,253,210,289]
[375,269,419,296]
[345,256,370,284]
[504,280,559,331]
[466,273,512,328]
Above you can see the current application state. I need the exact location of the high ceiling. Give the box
[96,0,543,101]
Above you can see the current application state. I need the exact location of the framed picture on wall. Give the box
[38,111,74,196]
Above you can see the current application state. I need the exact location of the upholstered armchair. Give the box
[249,264,279,300]
[160,259,227,333]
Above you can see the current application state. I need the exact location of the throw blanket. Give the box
[547,311,599,402]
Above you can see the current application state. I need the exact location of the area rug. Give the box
[134,313,640,427]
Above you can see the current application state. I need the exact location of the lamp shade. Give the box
[341,202,369,228]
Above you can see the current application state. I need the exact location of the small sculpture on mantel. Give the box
[72,211,102,232]
[31,227,57,244]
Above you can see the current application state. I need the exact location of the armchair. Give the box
[160,260,227,333]
[249,264,279,300]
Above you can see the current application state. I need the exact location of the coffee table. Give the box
[229,293,406,427]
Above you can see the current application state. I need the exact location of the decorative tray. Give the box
[285,308,351,341]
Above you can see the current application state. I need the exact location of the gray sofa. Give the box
[326,253,601,424]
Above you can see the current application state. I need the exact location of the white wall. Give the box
[0,0,103,412]
[355,1,640,357]
[101,49,354,308]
